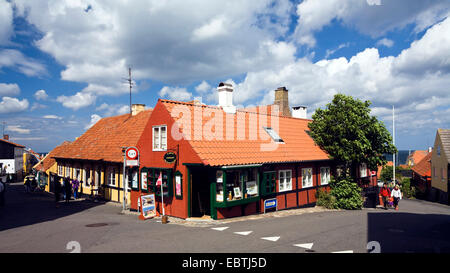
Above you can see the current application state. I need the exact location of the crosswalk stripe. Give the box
[332,250,353,253]
[234,231,253,236]
[261,236,280,242]
[211,227,229,231]
[293,243,314,249]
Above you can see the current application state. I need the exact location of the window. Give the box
[262,172,276,196]
[302,168,313,188]
[75,168,81,181]
[437,145,440,156]
[222,168,259,201]
[58,164,63,176]
[441,168,444,181]
[279,170,292,192]
[65,166,70,177]
[153,125,167,151]
[84,169,90,187]
[108,168,116,186]
[263,127,284,143]
[336,165,344,177]
[320,167,331,185]
[360,163,367,178]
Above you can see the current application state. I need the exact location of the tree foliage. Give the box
[308,94,397,177]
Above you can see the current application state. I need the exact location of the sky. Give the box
[0,0,450,153]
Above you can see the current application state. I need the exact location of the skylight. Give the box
[263,127,284,143]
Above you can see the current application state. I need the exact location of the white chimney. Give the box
[292,106,307,119]
[428,147,432,153]
[217,82,236,114]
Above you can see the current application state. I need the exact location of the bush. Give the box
[329,178,363,210]
[315,188,336,209]
[400,178,416,199]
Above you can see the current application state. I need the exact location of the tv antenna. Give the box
[123,67,134,115]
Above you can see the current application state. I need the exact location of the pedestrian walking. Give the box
[54,177,61,208]
[391,184,402,210]
[64,177,72,203]
[0,178,5,207]
[380,183,391,210]
[72,178,80,200]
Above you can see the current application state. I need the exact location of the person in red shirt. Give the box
[380,183,391,210]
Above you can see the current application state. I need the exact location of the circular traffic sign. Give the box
[126,147,138,160]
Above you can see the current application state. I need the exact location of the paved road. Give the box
[0,182,449,253]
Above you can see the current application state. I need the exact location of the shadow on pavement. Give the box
[0,183,106,232]
[367,211,450,253]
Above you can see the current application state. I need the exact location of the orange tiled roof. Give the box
[0,138,25,148]
[34,141,72,172]
[411,152,432,177]
[53,110,152,163]
[161,99,330,166]
[407,150,429,166]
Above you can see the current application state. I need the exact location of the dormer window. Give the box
[263,127,284,143]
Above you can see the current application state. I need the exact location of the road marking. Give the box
[332,250,353,253]
[293,243,314,249]
[261,236,280,242]
[211,227,229,231]
[234,231,253,236]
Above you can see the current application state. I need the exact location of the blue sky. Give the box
[1,0,449,153]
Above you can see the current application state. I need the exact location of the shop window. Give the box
[153,125,167,151]
[140,169,148,192]
[278,170,292,192]
[261,171,276,196]
[302,168,313,188]
[320,167,331,185]
[130,169,138,190]
[221,169,259,202]
[174,171,183,199]
[147,168,173,197]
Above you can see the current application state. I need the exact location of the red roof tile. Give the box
[0,138,25,148]
[53,110,152,163]
[161,99,330,166]
[407,150,429,166]
[411,152,432,177]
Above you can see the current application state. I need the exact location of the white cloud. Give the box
[0,49,47,77]
[293,0,450,47]
[56,92,96,110]
[30,102,47,111]
[195,81,212,93]
[43,115,63,120]
[34,89,48,100]
[376,38,394,48]
[159,86,192,101]
[6,125,30,134]
[0,97,29,114]
[0,83,20,97]
[324,43,350,59]
[85,114,102,130]
[0,0,13,45]
[95,103,130,117]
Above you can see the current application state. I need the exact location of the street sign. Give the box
[125,147,139,167]
[264,198,277,213]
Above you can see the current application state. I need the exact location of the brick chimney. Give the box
[131,104,146,116]
[3,134,9,140]
[274,87,291,117]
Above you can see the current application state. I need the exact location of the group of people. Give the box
[24,176,39,193]
[380,182,403,210]
[53,176,81,207]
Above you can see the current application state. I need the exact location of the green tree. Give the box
[308,94,397,179]
[379,165,404,183]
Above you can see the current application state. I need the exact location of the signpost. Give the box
[164,152,177,164]
[123,147,139,211]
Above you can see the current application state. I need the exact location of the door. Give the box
[191,167,211,217]
[262,171,276,196]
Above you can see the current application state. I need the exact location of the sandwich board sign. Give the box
[139,194,156,220]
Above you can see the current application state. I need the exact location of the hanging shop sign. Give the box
[139,194,156,220]
[126,147,139,167]
[164,152,177,164]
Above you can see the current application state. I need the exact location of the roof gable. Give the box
[437,129,450,162]
[412,151,432,177]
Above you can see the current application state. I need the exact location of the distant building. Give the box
[0,135,25,182]
[406,149,430,167]
[411,151,432,196]
[430,129,450,205]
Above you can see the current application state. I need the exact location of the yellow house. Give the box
[431,129,450,205]
[51,105,152,204]
[33,141,72,192]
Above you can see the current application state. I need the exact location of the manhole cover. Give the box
[85,223,108,227]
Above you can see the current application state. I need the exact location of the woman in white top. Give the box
[391,184,402,210]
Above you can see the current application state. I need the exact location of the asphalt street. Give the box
[0,182,449,253]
